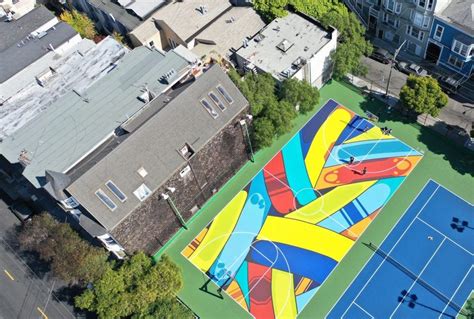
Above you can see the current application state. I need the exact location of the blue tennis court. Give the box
[328,180,473,319]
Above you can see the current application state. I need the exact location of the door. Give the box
[425,41,441,63]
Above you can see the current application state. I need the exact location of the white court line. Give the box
[389,237,447,318]
[262,167,293,191]
[324,180,437,318]
[334,185,441,318]
[353,302,375,319]
[438,266,474,318]
[416,217,473,256]
[428,178,474,206]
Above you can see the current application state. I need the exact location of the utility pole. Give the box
[240,117,254,163]
[161,187,187,230]
[385,40,407,98]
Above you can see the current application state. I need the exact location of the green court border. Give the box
[154,80,474,319]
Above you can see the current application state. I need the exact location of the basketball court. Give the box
[328,180,473,319]
[181,99,423,318]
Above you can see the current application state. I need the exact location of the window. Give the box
[418,0,426,8]
[385,0,401,12]
[200,99,218,119]
[448,55,464,68]
[433,25,444,41]
[452,40,469,57]
[96,189,117,211]
[208,92,226,111]
[62,196,80,209]
[412,12,430,28]
[406,26,424,41]
[383,13,399,28]
[106,180,127,202]
[216,85,233,104]
[426,0,434,10]
[133,184,151,201]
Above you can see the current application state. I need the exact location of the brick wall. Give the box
[111,108,249,254]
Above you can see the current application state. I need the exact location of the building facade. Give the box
[345,0,452,57]
[426,0,473,77]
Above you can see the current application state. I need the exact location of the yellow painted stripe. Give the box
[3,270,14,281]
[305,107,352,187]
[295,277,312,296]
[189,191,247,271]
[257,216,354,262]
[343,126,393,144]
[272,269,297,319]
[285,180,376,224]
[37,307,48,319]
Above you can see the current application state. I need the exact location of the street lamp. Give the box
[160,186,187,230]
[385,40,407,98]
[240,115,255,163]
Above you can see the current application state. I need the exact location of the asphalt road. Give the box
[0,199,75,319]
[362,56,474,131]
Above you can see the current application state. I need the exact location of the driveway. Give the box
[362,56,474,132]
[0,196,76,319]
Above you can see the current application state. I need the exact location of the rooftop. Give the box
[0,37,127,137]
[191,6,265,59]
[66,64,248,231]
[235,12,336,81]
[439,0,474,34]
[0,6,54,51]
[0,47,189,187]
[116,0,165,19]
[0,22,79,83]
[132,0,232,45]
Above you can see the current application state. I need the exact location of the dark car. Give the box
[9,201,33,223]
[396,62,428,77]
[370,48,392,64]
[438,76,461,94]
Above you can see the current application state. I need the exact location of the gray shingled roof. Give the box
[0,21,79,83]
[439,0,474,34]
[0,6,55,51]
[87,0,144,31]
[66,65,248,231]
[0,47,189,188]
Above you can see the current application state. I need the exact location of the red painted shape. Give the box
[248,262,275,319]
[318,156,417,189]
[263,152,296,214]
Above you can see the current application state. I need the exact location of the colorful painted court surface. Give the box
[328,180,474,319]
[182,99,423,318]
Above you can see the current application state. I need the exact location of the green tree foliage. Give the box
[280,78,320,114]
[465,297,474,319]
[252,0,372,79]
[111,31,124,44]
[75,253,188,319]
[18,213,108,284]
[252,117,276,149]
[400,75,448,118]
[60,10,97,39]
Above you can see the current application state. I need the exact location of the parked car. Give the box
[370,48,392,64]
[438,76,461,94]
[397,62,428,76]
[9,201,33,223]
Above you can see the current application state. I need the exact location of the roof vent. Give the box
[37,31,48,39]
[198,5,208,15]
[137,86,155,103]
[276,39,294,52]
[161,68,177,84]
[18,149,32,166]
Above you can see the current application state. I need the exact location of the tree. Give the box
[75,253,188,319]
[465,297,474,319]
[252,117,275,149]
[280,78,319,114]
[400,75,448,121]
[18,213,108,284]
[112,31,124,44]
[60,10,97,39]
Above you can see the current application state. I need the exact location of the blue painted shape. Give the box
[324,139,421,167]
[208,171,271,285]
[296,288,318,314]
[334,116,372,146]
[300,99,339,157]
[234,261,250,308]
[318,177,403,233]
[248,240,337,284]
[281,133,317,205]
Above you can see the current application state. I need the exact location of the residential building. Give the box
[344,0,452,57]
[0,46,194,257]
[426,0,473,77]
[0,6,82,101]
[0,0,36,19]
[234,11,338,88]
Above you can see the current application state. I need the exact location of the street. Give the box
[0,197,76,319]
[362,56,474,132]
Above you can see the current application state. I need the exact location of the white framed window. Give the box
[452,40,469,57]
[62,196,80,209]
[406,26,424,41]
[412,12,430,28]
[106,180,127,202]
[133,183,151,201]
[448,55,464,69]
[426,0,434,10]
[433,25,444,41]
[95,189,117,211]
[418,0,426,8]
